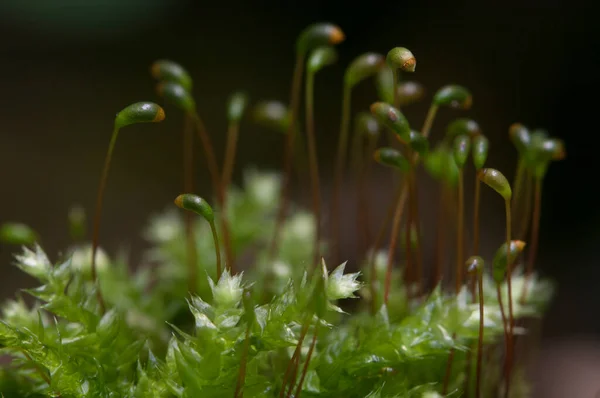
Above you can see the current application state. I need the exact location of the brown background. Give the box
[0,1,598,395]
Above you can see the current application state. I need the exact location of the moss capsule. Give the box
[492,240,526,283]
[433,85,472,109]
[150,59,193,91]
[478,168,512,201]
[386,47,416,73]
[114,102,165,129]
[373,147,411,172]
[369,102,410,142]
[296,23,345,56]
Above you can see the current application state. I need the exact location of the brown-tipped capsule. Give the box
[114,102,165,129]
[453,134,471,168]
[549,138,566,161]
[252,100,290,133]
[296,23,345,56]
[345,52,385,88]
[433,85,473,109]
[509,123,531,154]
[156,82,195,113]
[472,135,489,170]
[409,130,429,156]
[174,194,214,223]
[466,256,485,276]
[397,81,425,106]
[373,147,411,172]
[307,46,338,73]
[478,168,512,201]
[150,59,193,91]
[354,112,381,139]
[492,240,526,283]
[446,118,481,141]
[369,102,410,142]
[386,47,416,73]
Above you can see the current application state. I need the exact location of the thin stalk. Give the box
[270,54,305,261]
[421,104,439,138]
[279,317,311,398]
[183,115,198,294]
[209,220,222,278]
[434,183,449,287]
[369,182,403,313]
[472,177,481,255]
[404,173,414,289]
[410,170,424,297]
[91,127,120,314]
[496,284,510,398]
[475,273,484,398]
[222,117,240,199]
[505,198,514,342]
[441,346,456,394]
[384,180,410,305]
[190,111,234,273]
[511,158,526,217]
[293,323,319,398]
[471,177,482,299]
[234,322,252,398]
[516,171,534,240]
[520,178,542,303]
[331,83,352,266]
[305,72,322,268]
[352,132,373,258]
[456,168,465,293]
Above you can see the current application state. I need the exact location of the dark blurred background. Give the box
[1,1,598,395]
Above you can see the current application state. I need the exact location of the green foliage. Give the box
[0,171,552,397]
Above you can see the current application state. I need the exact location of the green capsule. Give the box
[465,256,485,276]
[472,134,489,170]
[227,91,249,123]
[369,102,410,142]
[508,123,530,154]
[386,47,416,72]
[114,102,165,129]
[174,194,214,223]
[433,85,472,109]
[423,146,445,180]
[150,59,193,91]
[397,81,425,106]
[345,52,385,88]
[307,46,338,73]
[373,147,411,172]
[492,240,526,283]
[156,82,195,113]
[296,23,345,56]
[252,100,290,133]
[453,134,471,168]
[68,205,86,240]
[409,130,429,156]
[446,118,481,141]
[478,168,512,201]
[354,112,381,139]
[0,223,38,245]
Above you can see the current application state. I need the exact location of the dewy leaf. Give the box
[326,262,363,300]
[209,270,244,308]
[14,245,51,281]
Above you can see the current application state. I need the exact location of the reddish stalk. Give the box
[270,55,305,261]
